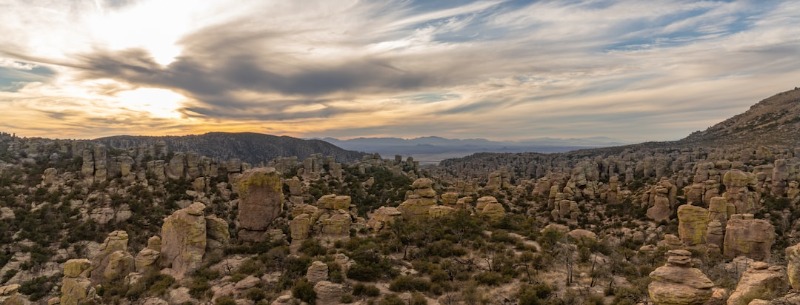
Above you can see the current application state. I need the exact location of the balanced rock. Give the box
[724,214,775,261]
[727,262,786,305]
[321,210,352,239]
[398,178,437,219]
[161,202,207,279]
[237,167,283,241]
[648,250,714,305]
[306,261,329,284]
[677,204,709,246]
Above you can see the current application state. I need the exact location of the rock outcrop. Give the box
[61,259,95,305]
[476,196,505,221]
[237,168,283,242]
[161,202,207,279]
[727,262,786,305]
[135,236,162,273]
[89,230,134,285]
[723,214,775,261]
[648,250,714,305]
[367,207,402,231]
[787,243,800,290]
[306,261,329,284]
[398,178,437,219]
[677,204,709,246]
[313,281,344,305]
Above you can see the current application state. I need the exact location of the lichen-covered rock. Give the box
[647,189,672,222]
[306,261,329,284]
[290,214,312,241]
[90,230,134,284]
[313,281,344,305]
[677,204,709,246]
[648,250,714,305]
[160,202,207,279]
[0,284,24,305]
[317,195,351,210]
[428,205,455,218]
[568,229,597,241]
[237,168,283,241]
[205,215,230,254]
[724,214,775,261]
[321,210,351,238]
[787,243,800,290]
[727,262,787,305]
[477,196,505,221]
[61,259,96,305]
[367,207,402,231]
[441,192,459,206]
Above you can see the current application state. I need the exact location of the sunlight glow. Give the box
[116,88,185,119]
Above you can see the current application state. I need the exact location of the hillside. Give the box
[680,88,800,146]
[95,132,366,164]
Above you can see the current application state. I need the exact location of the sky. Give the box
[1,0,799,142]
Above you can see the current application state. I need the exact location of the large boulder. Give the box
[724,214,775,261]
[677,205,709,246]
[366,207,402,231]
[317,195,351,210]
[160,202,207,279]
[477,196,505,221]
[61,259,96,305]
[787,243,800,290]
[648,250,714,305]
[313,281,344,305]
[135,236,162,273]
[89,230,134,285]
[237,168,283,241]
[727,262,787,305]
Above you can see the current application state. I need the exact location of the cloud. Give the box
[0,0,798,141]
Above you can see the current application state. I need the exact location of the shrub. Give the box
[474,272,505,286]
[379,294,406,305]
[215,296,237,305]
[389,275,431,292]
[292,279,316,304]
[353,283,381,297]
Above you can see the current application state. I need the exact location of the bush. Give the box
[518,283,552,305]
[379,294,406,305]
[299,239,327,257]
[292,279,316,304]
[215,296,237,305]
[410,292,428,305]
[353,283,381,297]
[389,275,431,292]
[474,272,506,286]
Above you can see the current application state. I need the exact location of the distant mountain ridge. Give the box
[322,136,627,164]
[95,132,366,164]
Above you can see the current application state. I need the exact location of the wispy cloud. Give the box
[0,0,798,141]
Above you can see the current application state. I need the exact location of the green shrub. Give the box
[474,272,505,286]
[353,283,381,297]
[292,279,316,304]
[379,294,405,305]
[215,296,237,305]
[389,275,431,292]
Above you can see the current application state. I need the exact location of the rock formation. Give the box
[723,214,775,261]
[476,196,505,221]
[367,207,402,231]
[313,281,344,305]
[306,261,329,284]
[61,259,96,305]
[677,204,709,246]
[89,230,134,285]
[237,167,283,242]
[161,202,207,279]
[648,250,714,305]
[135,236,162,273]
[786,243,800,290]
[398,178,437,219]
[727,262,786,305]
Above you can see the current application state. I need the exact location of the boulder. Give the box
[727,262,787,305]
[160,202,207,279]
[237,168,283,241]
[677,204,709,246]
[787,243,800,290]
[477,196,505,221]
[428,205,455,218]
[60,259,96,305]
[317,195,351,210]
[313,281,344,305]
[90,230,134,284]
[648,250,714,305]
[568,229,597,241]
[724,214,775,261]
[366,207,402,231]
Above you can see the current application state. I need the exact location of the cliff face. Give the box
[95,132,366,164]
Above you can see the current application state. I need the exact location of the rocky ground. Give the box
[1,89,800,305]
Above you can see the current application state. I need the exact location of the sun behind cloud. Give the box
[116,88,185,119]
